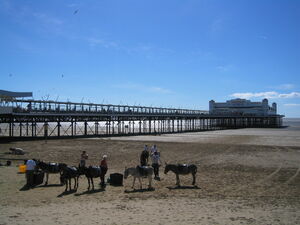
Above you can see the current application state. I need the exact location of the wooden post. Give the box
[84,121,88,136]
[19,122,22,137]
[57,120,61,137]
[139,120,142,134]
[44,122,48,142]
[26,122,29,136]
[95,121,99,135]
[71,120,74,136]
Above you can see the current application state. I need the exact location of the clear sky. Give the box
[1,0,299,117]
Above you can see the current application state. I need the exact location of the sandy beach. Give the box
[0,119,299,225]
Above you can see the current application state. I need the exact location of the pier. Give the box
[0,99,284,141]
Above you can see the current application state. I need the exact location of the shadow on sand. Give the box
[20,184,49,191]
[166,185,200,190]
[74,188,105,196]
[57,189,77,197]
[35,184,63,188]
[124,187,155,193]
[19,184,31,191]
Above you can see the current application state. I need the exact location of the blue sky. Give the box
[1,0,300,117]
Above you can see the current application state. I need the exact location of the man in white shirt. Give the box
[26,159,36,188]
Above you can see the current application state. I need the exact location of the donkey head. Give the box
[164,163,170,174]
[60,175,66,185]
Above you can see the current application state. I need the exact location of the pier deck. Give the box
[0,99,284,141]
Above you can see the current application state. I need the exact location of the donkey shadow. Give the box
[36,184,63,188]
[57,189,77,197]
[74,188,105,196]
[124,187,155,193]
[166,185,200,190]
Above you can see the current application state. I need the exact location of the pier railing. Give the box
[0,99,208,116]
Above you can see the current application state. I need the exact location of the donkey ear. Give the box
[125,166,127,170]
[164,161,167,165]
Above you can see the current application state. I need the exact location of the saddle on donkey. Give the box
[136,165,151,176]
[177,164,189,173]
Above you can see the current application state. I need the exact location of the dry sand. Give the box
[0,122,300,225]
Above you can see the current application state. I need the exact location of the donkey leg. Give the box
[65,180,68,192]
[91,178,94,190]
[69,179,72,191]
[148,176,152,189]
[192,173,196,186]
[176,174,180,186]
[88,178,90,190]
[132,177,136,189]
[138,177,142,189]
[65,180,68,191]
[76,176,79,190]
[45,173,49,185]
[73,177,77,190]
[59,172,63,184]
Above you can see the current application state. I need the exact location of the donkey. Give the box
[79,165,102,190]
[124,166,153,189]
[36,160,66,185]
[60,166,80,192]
[164,163,197,186]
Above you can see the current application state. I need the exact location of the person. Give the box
[100,155,108,187]
[80,151,88,167]
[151,151,162,180]
[25,159,36,188]
[144,145,149,151]
[150,144,158,156]
[140,146,149,167]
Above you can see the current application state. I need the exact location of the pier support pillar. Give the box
[84,121,88,136]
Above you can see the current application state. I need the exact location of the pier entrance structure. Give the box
[0,99,283,141]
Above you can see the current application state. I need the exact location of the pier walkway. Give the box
[0,99,283,141]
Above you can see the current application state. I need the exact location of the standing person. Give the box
[100,155,108,187]
[150,144,157,156]
[80,151,88,167]
[144,144,149,151]
[151,151,162,180]
[25,159,36,188]
[140,146,149,167]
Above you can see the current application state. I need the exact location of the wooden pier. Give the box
[0,99,284,141]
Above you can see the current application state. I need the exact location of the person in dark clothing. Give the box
[140,147,149,167]
[25,159,36,188]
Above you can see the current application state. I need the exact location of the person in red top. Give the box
[100,155,108,187]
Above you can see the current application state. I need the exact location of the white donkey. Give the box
[124,167,153,189]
